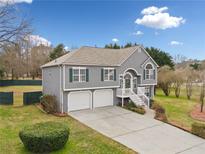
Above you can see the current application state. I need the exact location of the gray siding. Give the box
[42,66,61,111]
[42,46,157,112]
[119,47,157,85]
[64,65,119,90]
[62,47,157,90]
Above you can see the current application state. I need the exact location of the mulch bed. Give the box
[190,104,205,122]
[35,103,67,117]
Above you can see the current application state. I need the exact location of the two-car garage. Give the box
[67,89,113,112]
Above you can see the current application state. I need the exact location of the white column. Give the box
[122,97,124,107]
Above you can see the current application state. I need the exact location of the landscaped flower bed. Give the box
[123,101,146,115]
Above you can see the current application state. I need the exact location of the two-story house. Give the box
[41,46,158,113]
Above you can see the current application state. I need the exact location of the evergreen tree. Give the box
[145,47,174,68]
[49,44,65,60]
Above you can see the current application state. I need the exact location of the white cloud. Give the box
[27,35,51,47]
[112,38,119,42]
[170,41,183,46]
[133,31,144,36]
[141,6,168,15]
[64,46,70,51]
[135,6,185,30]
[0,0,32,4]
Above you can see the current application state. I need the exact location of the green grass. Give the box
[155,85,205,130]
[0,86,136,154]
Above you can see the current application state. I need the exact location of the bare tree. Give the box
[199,71,205,112]
[29,45,52,79]
[173,69,184,98]
[174,54,187,64]
[158,65,174,96]
[1,43,25,79]
[185,69,198,100]
[0,2,31,47]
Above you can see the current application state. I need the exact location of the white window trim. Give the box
[145,63,155,80]
[72,67,86,82]
[104,68,115,81]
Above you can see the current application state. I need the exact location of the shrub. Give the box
[152,103,167,122]
[151,102,161,110]
[192,123,205,139]
[124,101,146,115]
[125,100,136,108]
[19,121,69,153]
[155,111,168,122]
[149,99,154,108]
[155,106,165,114]
[129,106,146,115]
[40,95,58,113]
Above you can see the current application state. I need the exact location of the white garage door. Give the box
[93,89,113,108]
[68,91,92,112]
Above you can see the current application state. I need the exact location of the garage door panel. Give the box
[68,91,91,112]
[93,89,113,108]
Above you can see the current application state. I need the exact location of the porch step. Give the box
[129,94,144,106]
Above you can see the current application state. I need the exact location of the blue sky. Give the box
[18,0,205,60]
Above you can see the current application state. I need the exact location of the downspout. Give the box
[60,65,64,113]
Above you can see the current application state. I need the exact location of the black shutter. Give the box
[86,69,89,82]
[114,69,116,81]
[69,68,73,82]
[143,69,146,80]
[153,69,156,80]
[101,69,104,81]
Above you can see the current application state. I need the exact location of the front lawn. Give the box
[0,105,136,154]
[0,85,136,154]
[154,86,205,130]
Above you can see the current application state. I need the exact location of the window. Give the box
[73,67,86,82]
[145,86,150,97]
[145,63,155,80]
[133,77,137,89]
[104,68,114,81]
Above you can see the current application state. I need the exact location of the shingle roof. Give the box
[41,46,139,68]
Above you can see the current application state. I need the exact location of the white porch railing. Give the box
[137,87,150,107]
[116,88,133,97]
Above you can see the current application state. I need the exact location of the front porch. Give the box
[116,87,146,98]
[116,69,151,107]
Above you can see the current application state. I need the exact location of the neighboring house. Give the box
[41,46,158,113]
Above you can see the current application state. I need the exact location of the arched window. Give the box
[145,63,155,80]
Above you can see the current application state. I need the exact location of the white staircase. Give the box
[129,94,145,106]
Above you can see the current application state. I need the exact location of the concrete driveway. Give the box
[69,106,205,154]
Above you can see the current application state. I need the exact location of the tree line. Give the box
[0,43,66,80]
[158,65,205,112]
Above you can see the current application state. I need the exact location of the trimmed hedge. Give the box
[19,121,69,153]
[192,123,205,139]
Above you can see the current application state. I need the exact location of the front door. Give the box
[124,73,132,89]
